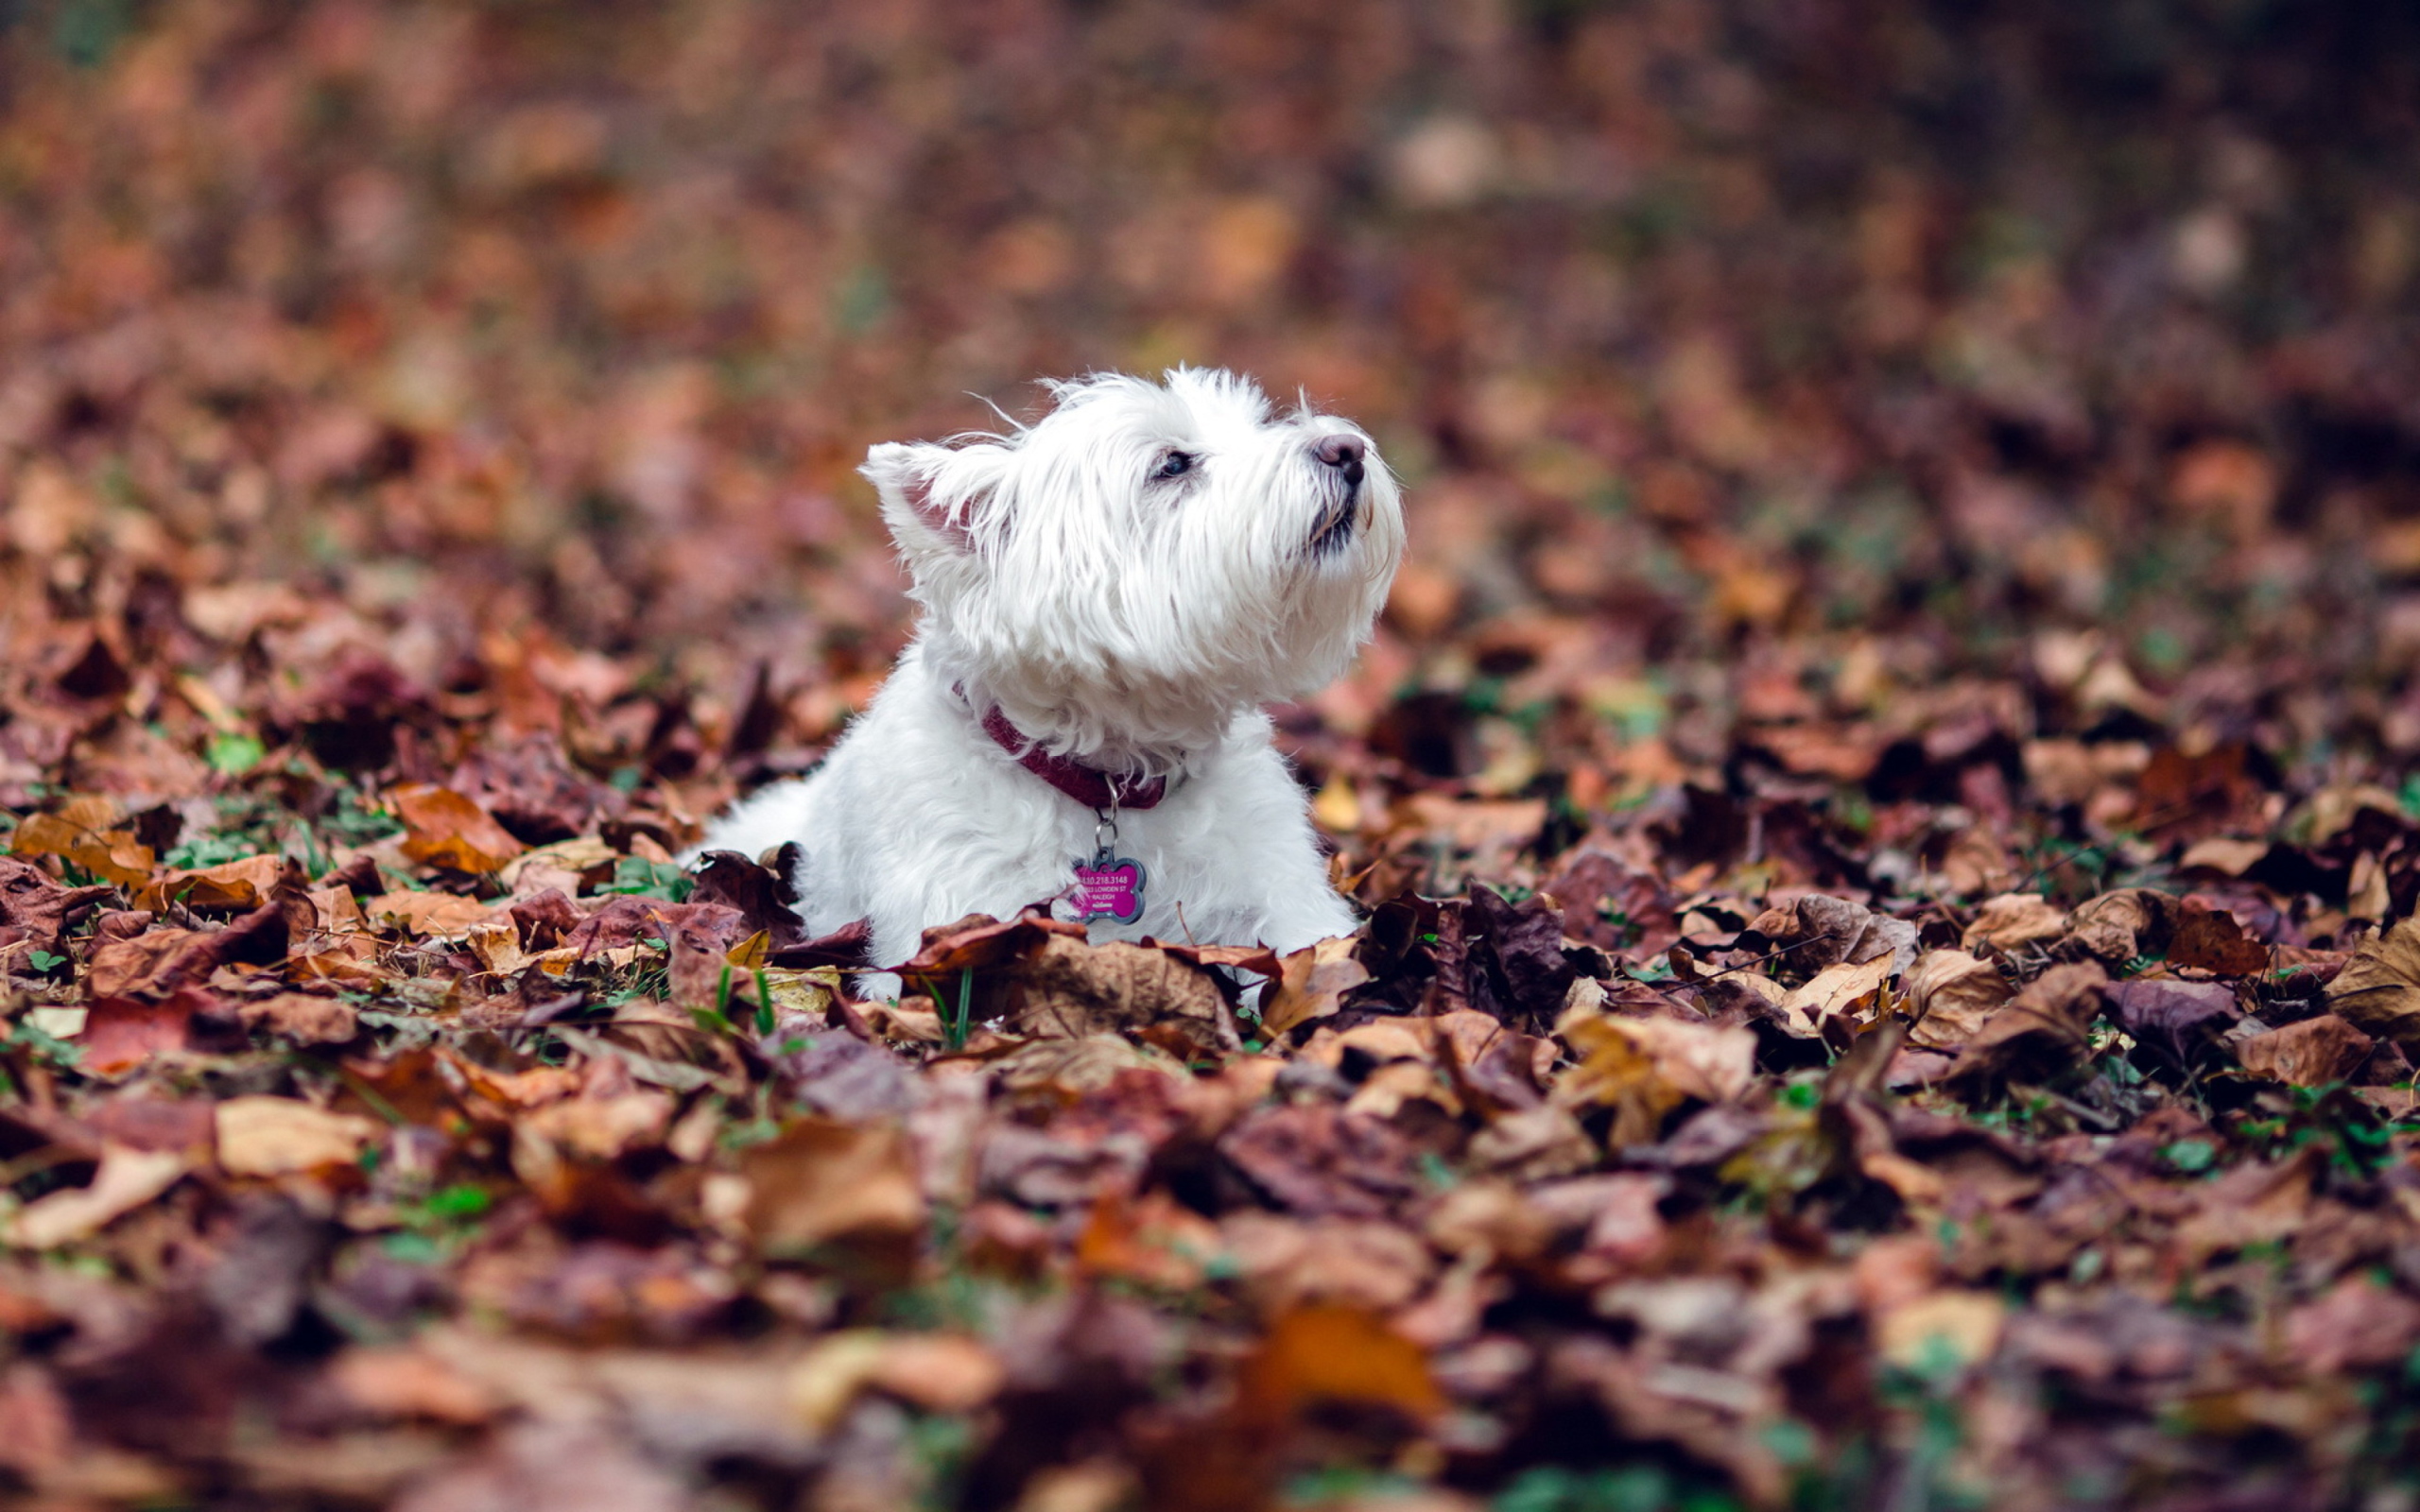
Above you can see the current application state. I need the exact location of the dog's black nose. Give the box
[1313,434,1366,486]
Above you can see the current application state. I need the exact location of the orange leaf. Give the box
[9,813,154,887]
[389,785,526,874]
[1236,1304,1443,1424]
[136,853,282,912]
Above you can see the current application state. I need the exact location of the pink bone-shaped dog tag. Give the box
[1072,857,1146,924]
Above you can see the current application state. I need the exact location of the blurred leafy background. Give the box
[4,0,2416,792]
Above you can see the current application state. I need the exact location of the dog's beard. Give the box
[1304,479,1361,559]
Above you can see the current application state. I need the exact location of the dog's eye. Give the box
[1154,451,1195,481]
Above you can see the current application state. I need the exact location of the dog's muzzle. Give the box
[1306,434,1366,557]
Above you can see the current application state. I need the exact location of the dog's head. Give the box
[861,369,1405,771]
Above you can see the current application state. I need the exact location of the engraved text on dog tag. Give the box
[1073,811,1147,924]
[1073,856,1146,924]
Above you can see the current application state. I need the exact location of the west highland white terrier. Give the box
[693,369,1405,986]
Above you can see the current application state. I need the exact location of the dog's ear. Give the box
[862,440,1010,559]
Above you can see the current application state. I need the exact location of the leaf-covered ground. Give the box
[5,3,2420,1509]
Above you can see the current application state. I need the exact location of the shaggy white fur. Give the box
[693,368,1405,988]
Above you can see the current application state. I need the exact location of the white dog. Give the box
[692,369,1404,986]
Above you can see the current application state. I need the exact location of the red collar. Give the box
[978,705,1167,811]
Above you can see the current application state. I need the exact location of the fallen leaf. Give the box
[216,1096,381,1177]
[1779,954,1896,1022]
[2060,889,2178,963]
[2178,836,2272,876]
[78,988,215,1076]
[2329,916,2420,1048]
[1006,936,1238,1057]
[326,1348,503,1426]
[1876,1289,2004,1370]
[683,849,807,948]
[1962,893,2069,953]
[8,813,154,887]
[1260,935,1371,1037]
[137,853,282,912]
[1556,1009,1755,1146]
[2237,1013,2374,1088]
[1904,949,2011,1049]
[737,1119,925,1255]
[989,1033,1191,1094]
[1559,1009,1755,1106]
[1749,893,1915,973]
[0,857,112,953]
[2283,1275,2420,1374]
[2103,978,2240,1070]
[786,1332,890,1432]
[85,905,288,997]
[499,835,620,894]
[786,1330,1003,1431]
[1945,962,2105,1090]
[237,992,361,1045]
[1236,1304,1443,1422]
[1466,1103,1597,1180]
[2,1144,187,1248]
[390,785,527,874]
[518,1087,675,1161]
[2173,1149,2318,1264]
[367,891,507,939]
[1219,1104,1424,1218]
[2169,904,2271,976]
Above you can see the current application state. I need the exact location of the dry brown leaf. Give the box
[1,1145,187,1248]
[216,1096,381,1177]
[989,1032,1188,1093]
[1944,961,2105,1089]
[77,991,204,1076]
[499,836,618,894]
[1962,893,2069,953]
[2061,889,2177,963]
[2179,836,2271,876]
[1563,1012,1755,1103]
[787,1331,1004,1431]
[1312,1019,1428,1070]
[737,1119,925,1255]
[1904,949,2012,1049]
[518,1089,674,1161]
[1343,1058,1461,1121]
[1389,794,1547,854]
[237,992,360,1045]
[1219,1212,1435,1314]
[137,854,282,912]
[1555,1009,1754,1146]
[2328,916,2420,1048]
[1008,936,1238,1057]
[8,813,154,887]
[1749,893,1915,973]
[1260,935,1371,1037]
[1465,1103,1597,1180]
[2173,1151,2317,1265]
[390,784,527,874]
[2169,905,2271,975]
[1079,1189,1229,1290]
[367,891,506,939]
[1779,954,1896,1022]
[2237,1013,2376,1087]
[1236,1303,1443,1422]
